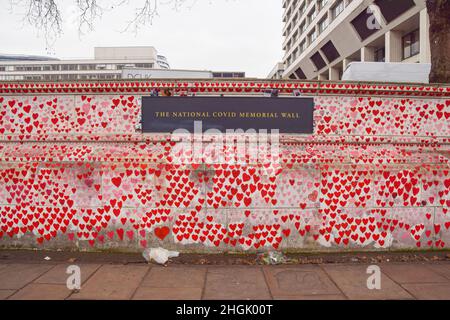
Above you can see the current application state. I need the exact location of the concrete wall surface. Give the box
[0,80,449,252]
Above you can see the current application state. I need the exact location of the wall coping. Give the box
[0,79,449,98]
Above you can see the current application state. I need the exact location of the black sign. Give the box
[141,96,315,134]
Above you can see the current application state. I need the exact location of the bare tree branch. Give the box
[75,0,103,35]
[7,0,195,50]
[123,0,160,34]
[11,0,63,49]
[122,0,192,34]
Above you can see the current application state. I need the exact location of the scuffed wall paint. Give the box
[0,85,449,252]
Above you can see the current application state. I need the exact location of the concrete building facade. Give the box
[122,68,245,79]
[0,46,170,81]
[268,62,286,79]
[282,0,431,80]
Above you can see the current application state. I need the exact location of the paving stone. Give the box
[424,263,450,280]
[8,284,71,300]
[69,265,149,300]
[401,283,450,300]
[380,264,449,284]
[132,287,202,300]
[35,264,101,285]
[204,267,271,300]
[263,265,342,299]
[273,294,347,300]
[0,290,15,300]
[0,264,54,290]
[141,266,206,288]
[322,264,414,300]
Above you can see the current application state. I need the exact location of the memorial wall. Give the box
[0,80,449,252]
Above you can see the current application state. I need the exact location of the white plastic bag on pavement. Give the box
[143,247,179,265]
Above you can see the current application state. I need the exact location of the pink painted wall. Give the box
[0,81,449,252]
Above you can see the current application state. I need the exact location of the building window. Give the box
[300,4,305,15]
[300,40,306,53]
[318,17,328,34]
[331,0,344,20]
[308,8,317,23]
[61,64,77,71]
[142,63,153,69]
[318,0,328,10]
[293,30,299,42]
[375,47,385,62]
[308,30,317,44]
[300,22,306,33]
[403,29,420,59]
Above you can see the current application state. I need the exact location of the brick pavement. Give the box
[0,261,449,300]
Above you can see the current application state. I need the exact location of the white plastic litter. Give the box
[257,251,288,265]
[142,247,179,265]
[44,256,51,261]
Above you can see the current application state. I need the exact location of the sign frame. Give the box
[141,96,315,134]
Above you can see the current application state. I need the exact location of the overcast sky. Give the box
[0,0,284,78]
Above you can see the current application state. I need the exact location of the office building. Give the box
[0,46,170,81]
[281,0,431,80]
